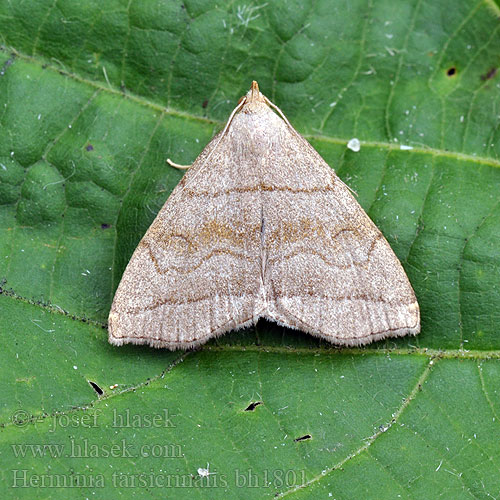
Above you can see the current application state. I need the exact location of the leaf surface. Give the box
[1,0,500,497]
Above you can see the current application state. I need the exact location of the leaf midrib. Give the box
[2,290,499,360]
[277,356,436,498]
[5,47,500,170]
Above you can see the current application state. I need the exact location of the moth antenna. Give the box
[168,97,247,200]
[218,97,246,140]
[264,95,358,197]
[166,159,191,170]
[263,96,293,129]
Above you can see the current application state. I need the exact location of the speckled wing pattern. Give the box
[108,82,420,349]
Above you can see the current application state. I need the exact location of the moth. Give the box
[108,82,420,349]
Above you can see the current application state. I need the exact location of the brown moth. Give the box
[108,81,420,349]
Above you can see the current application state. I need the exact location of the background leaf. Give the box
[1,0,500,498]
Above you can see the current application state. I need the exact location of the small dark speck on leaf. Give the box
[101,223,111,229]
[244,401,262,411]
[202,100,208,108]
[481,67,497,81]
[0,54,16,77]
[86,144,94,151]
[88,381,104,396]
[446,67,457,77]
[294,434,312,442]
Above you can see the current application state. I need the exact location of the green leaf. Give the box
[1,0,500,498]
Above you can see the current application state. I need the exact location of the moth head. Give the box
[240,80,267,113]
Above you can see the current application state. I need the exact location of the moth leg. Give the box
[166,158,191,170]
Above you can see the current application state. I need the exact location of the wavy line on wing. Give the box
[124,292,415,314]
